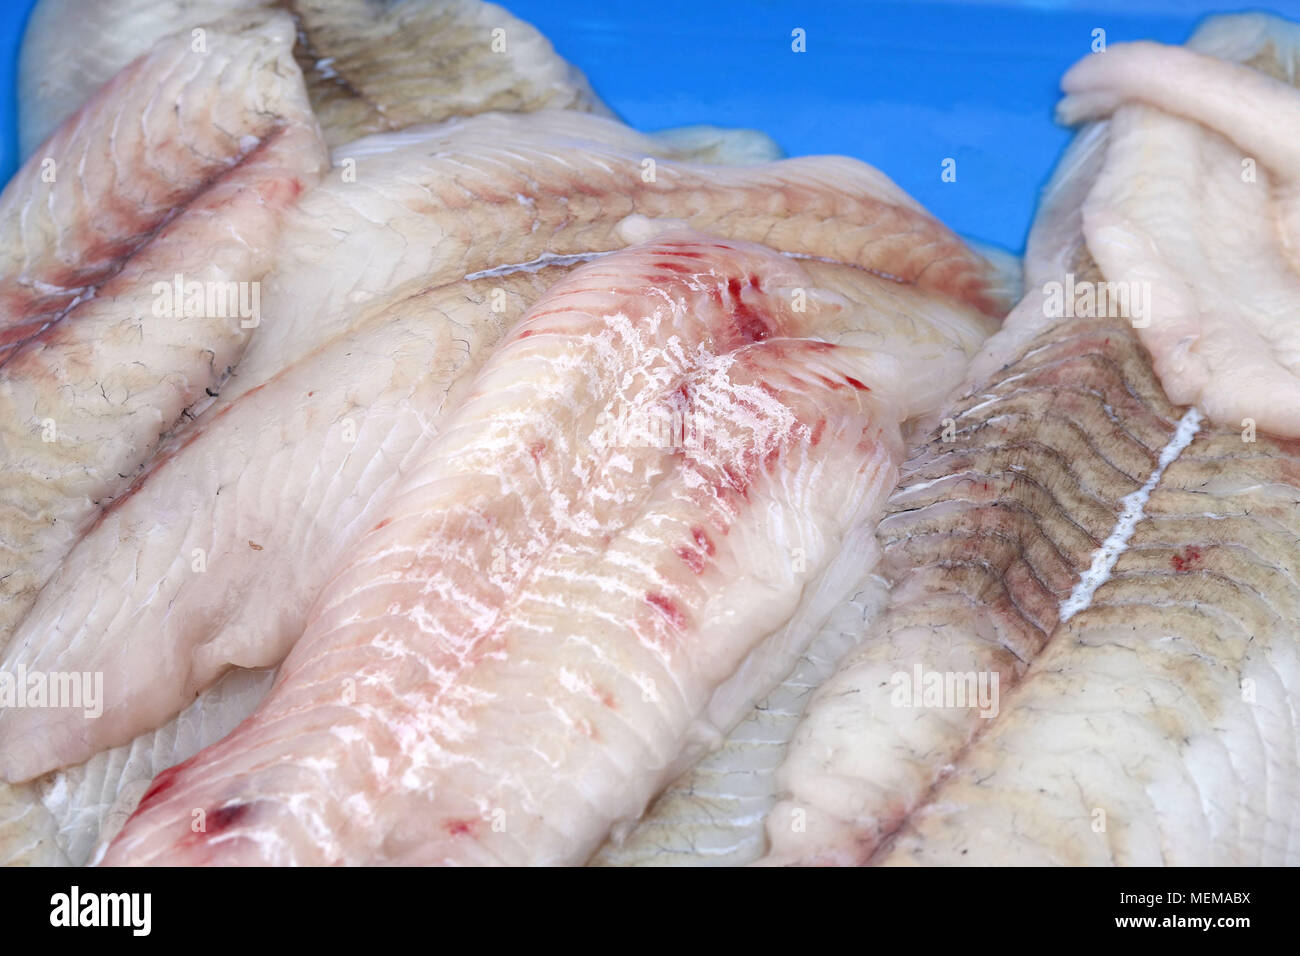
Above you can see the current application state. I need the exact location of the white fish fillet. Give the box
[229,109,1010,413]
[0,15,325,867]
[758,11,1300,867]
[0,95,1003,790]
[592,575,890,866]
[0,14,326,650]
[100,234,908,865]
[45,668,275,867]
[876,411,1300,865]
[0,271,559,783]
[6,252,995,863]
[0,240,996,781]
[869,11,1300,868]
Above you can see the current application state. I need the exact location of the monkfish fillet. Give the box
[2,251,994,863]
[18,0,613,155]
[227,109,1010,411]
[869,11,1300,867]
[0,270,564,783]
[0,14,326,650]
[758,10,1300,867]
[876,421,1300,865]
[0,239,997,785]
[100,234,907,865]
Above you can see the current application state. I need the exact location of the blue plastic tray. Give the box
[4,0,1299,250]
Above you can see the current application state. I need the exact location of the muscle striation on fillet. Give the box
[100,235,908,865]
[0,15,327,653]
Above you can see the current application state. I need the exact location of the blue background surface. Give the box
[3,0,1299,251]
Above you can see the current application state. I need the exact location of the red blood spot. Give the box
[373,517,393,531]
[601,691,617,709]
[726,276,771,342]
[443,818,477,837]
[518,329,535,338]
[645,592,688,630]
[721,464,750,498]
[748,273,763,292]
[659,244,706,259]
[138,763,186,809]
[844,376,870,391]
[691,526,715,556]
[676,546,706,574]
[809,418,827,446]
[654,260,693,273]
[529,440,547,463]
[307,391,315,398]
[1171,547,1202,572]
[209,803,250,833]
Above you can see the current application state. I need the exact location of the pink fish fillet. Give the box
[101,233,905,865]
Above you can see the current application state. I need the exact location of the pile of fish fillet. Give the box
[1,1,1298,866]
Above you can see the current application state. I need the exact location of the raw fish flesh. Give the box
[227,109,1011,411]
[755,12,1300,866]
[101,234,908,865]
[0,102,1005,784]
[0,14,326,651]
[0,270,563,782]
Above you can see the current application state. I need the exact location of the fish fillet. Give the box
[0,270,561,783]
[100,234,908,865]
[0,89,1004,794]
[869,11,1300,867]
[0,14,326,650]
[43,668,275,867]
[759,11,1300,867]
[875,420,1300,865]
[7,246,995,863]
[226,109,1010,413]
[591,574,891,866]
[18,0,614,155]
[0,232,996,780]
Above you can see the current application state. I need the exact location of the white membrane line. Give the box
[463,251,611,281]
[1059,405,1203,622]
[778,250,906,284]
[468,248,889,284]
